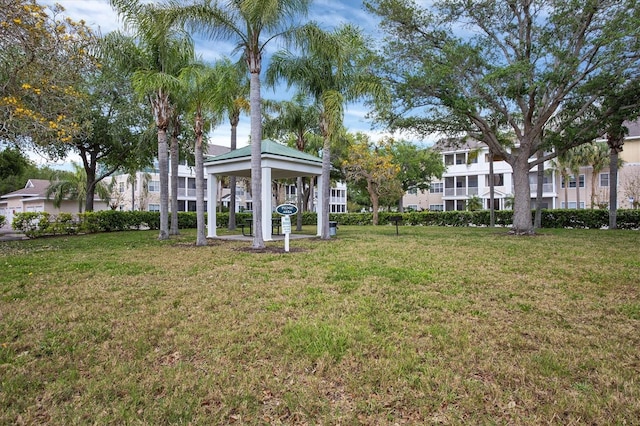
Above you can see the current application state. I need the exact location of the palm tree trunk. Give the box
[591,171,597,208]
[320,136,331,239]
[228,119,238,231]
[563,170,569,208]
[158,126,170,240]
[195,115,206,246]
[153,90,171,240]
[249,65,264,249]
[131,175,136,211]
[170,130,180,235]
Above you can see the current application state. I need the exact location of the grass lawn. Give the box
[1,225,639,424]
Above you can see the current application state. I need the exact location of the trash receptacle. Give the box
[329,221,337,237]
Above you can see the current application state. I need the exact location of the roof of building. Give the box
[434,137,485,152]
[205,140,322,164]
[207,144,231,156]
[625,119,640,138]
[0,179,50,199]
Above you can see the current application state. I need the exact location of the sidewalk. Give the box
[0,227,27,241]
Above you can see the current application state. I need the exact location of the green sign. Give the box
[275,204,298,215]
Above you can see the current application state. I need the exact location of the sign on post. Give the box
[276,204,298,216]
[276,204,298,252]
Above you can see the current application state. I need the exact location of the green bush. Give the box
[12,212,51,238]
[0,215,5,228]
[10,208,639,239]
[44,212,76,235]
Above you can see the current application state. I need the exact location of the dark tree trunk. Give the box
[534,150,544,229]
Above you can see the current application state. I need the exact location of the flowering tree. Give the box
[342,133,400,225]
[0,0,96,157]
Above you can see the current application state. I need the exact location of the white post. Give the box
[282,215,291,252]
[262,166,273,241]
[207,174,217,238]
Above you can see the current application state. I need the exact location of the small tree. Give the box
[466,196,483,212]
[390,139,445,212]
[342,134,400,225]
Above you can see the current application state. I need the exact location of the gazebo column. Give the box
[262,166,273,241]
[207,173,217,238]
[316,175,323,236]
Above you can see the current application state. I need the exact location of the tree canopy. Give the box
[366,0,640,233]
[0,0,97,158]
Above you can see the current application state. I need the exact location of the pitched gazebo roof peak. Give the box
[204,139,321,164]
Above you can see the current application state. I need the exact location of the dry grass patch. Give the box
[1,226,639,424]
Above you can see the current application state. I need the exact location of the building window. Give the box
[563,175,585,188]
[119,182,125,193]
[408,187,418,195]
[429,204,444,211]
[485,173,504,186]
[407,204,418,211]
[148,203,160,212]
[600,173,609,187]
[455,153,466,164]
[444,154,454,165]
[430,182,443,193]
[561,201,585,209]
[148,180,160,192]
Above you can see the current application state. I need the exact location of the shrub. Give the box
[10,208,639,239]
[0,215,5,228]
[12,212,51,238]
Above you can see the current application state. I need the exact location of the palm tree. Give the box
[110,0,193,240]
[267,23,387,239]
[582,142,611,208]
[172,0,310,249]
[46,163,111,213]
[263,92,319,230]
[212,58,250,231]
[550,152,572,209]
[567,145,589,209]
[177,61,226,246]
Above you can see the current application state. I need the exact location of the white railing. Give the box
[529,183,553,193]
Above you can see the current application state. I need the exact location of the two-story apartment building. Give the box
[109,145,348,214]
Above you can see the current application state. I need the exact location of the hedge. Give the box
[10,208,639,238]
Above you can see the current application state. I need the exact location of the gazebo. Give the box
[204,140,324,240]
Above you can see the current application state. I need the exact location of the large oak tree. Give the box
[366,0,639,234]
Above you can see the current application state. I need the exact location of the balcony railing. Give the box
[530,183,554,193]
[177,188,196,197]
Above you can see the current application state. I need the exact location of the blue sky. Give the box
[37,0,398,149]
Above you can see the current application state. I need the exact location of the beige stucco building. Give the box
[0,179,109,228]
